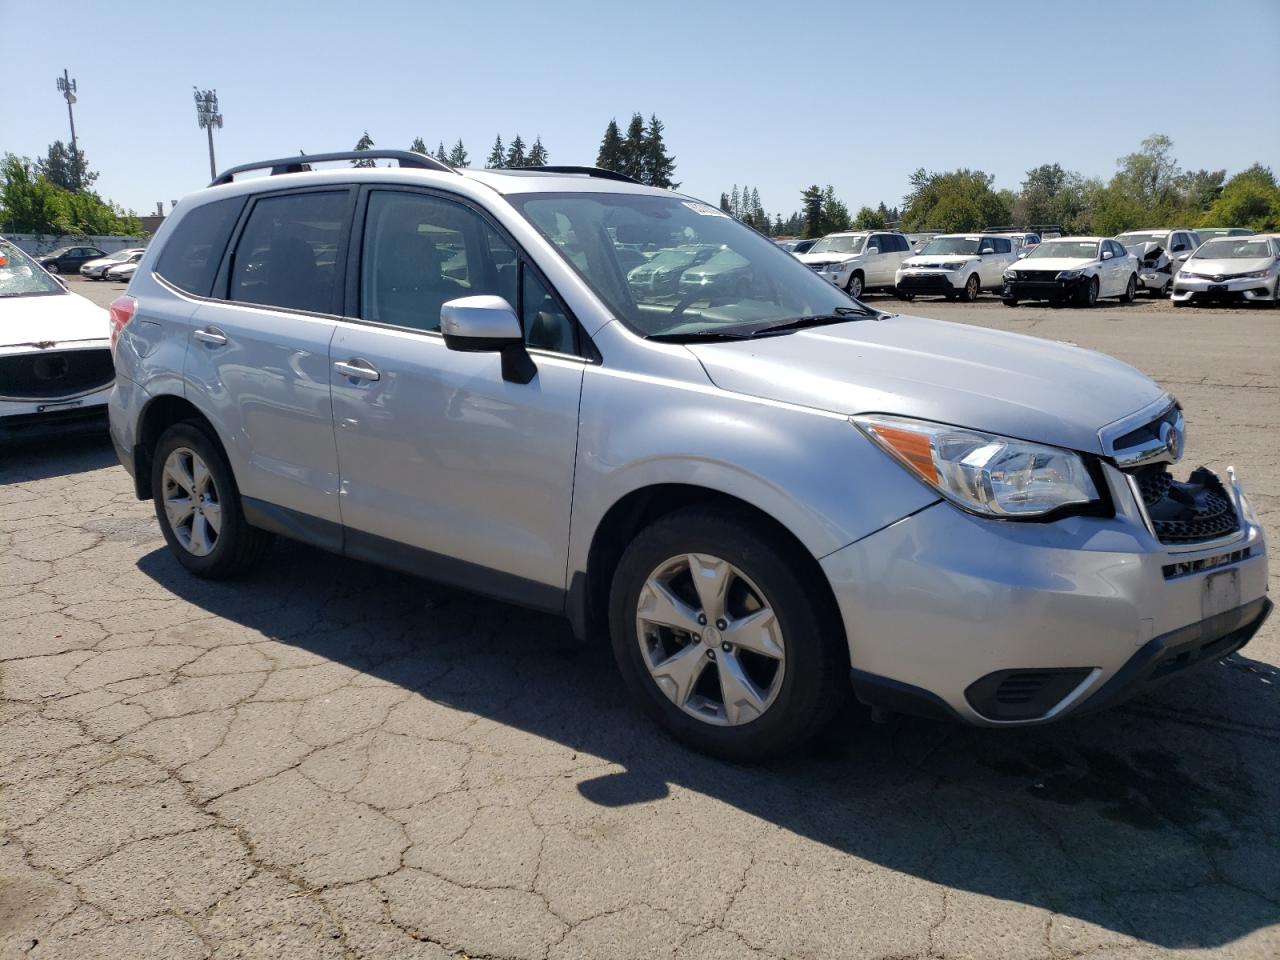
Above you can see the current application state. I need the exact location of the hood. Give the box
[0,290,110,349]
[902,255,973,269]
[1012,256,1097,272]
[1183,256,1273,277]
[686,313,1165,453]
[796,252,857,267]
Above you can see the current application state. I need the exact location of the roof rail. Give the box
[519,165,641,185]
[210,150,456,186]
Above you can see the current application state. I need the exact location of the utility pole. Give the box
[193,88,223,181]
[55,68,80,189]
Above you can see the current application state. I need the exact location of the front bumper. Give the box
[1003,275,1089,301]
[1172,273,1278,303]
[896,271,962,296]
[822,464,1269,725]
[815,266,852,286]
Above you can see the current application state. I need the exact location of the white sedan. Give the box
[1001,237,1138,307]
[80,247,146,280]
[1,238,114,439]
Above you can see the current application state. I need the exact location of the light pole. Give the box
[55,68,80,189]
[193,88,223,181]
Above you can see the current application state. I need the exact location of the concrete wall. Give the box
[3,234,145,256]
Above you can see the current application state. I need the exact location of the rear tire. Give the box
[608,506,848,762]
[151,420,273,579]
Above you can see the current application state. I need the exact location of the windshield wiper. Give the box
[747,308,876,337]
[646,330,755,343]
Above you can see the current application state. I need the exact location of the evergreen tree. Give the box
[641,114,676,188]
[774,213,784,234]
[505,134,527,168]
[37,140,96,192]
[448,139,470,168]
[730,185,740,218]
[801,185,824,238]
[437,141,447,159]
[352,131,377,167]
[719,193,730,213]
[486,135,505,168]
[596,119,624,172]
[409,136,428,154]
[621,114,646,182]
[527,136,549,167]
[750,187,762,220]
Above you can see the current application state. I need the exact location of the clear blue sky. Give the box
[3,0,1278,219]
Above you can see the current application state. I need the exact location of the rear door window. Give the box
[155,196,247,297]
[991,237,1012,254]
[228,191,350,314]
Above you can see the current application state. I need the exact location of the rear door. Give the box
[184,186,354,533]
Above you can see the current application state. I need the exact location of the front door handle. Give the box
[334,358,381,382]
[193,326,228,346]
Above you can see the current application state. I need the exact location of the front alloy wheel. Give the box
[636,554,785,727]
[846,273,864,298]
[161,447,222,556]
[962,273,980,302]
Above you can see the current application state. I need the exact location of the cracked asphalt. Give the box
[1,280,1277,959]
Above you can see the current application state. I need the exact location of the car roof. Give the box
[1050,236,1106,243]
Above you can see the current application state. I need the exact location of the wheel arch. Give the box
[569,483,846,649]
[132,392,226,500]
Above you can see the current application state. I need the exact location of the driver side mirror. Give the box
[441,295,536,384]
[979,247,995,256]
[1101,250,1114,260]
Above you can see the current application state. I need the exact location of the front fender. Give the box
[567,360,939,579]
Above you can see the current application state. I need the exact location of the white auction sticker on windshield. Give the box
[682,201,729,218]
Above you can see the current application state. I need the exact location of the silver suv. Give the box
[107,151,1270,760]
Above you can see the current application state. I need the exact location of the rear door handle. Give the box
[334,358,381,382]
[193,326,228,346]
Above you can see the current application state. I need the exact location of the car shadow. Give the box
[0,426,117,483]
[135,538,1280,950]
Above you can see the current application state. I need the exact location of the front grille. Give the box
[1131,464,1240,545]
[0,348,115,400]
[1011,270,1061,282]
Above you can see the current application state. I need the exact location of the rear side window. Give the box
[991,238,1012,254]
[229,191,349,314]
[155,197,245,297]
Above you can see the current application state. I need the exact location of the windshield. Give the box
[1026,240,1100,260]
[0,240,66,298]
[807,235,865,256]
[919,237,982,256]
[1115,232,1168,246]
[510,193,868,338]
[1197,228,1249,239]
[1193,238,1273,259]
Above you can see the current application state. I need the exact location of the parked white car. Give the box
[1002,237,1139,307]
[80,247,147,280]
[1114,229,1202,297]
[1172,234,1280,308]
[894,233,1020,301]
[103,258,143,283]
[0,238,113,439]
[796,230,913,297]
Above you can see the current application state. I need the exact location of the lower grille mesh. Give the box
[1132,465,1240,545]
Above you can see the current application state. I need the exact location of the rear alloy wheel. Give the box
[609,506,848,761]
[960,273,980,302]
[1121,274,1137,303]
[152,420,273,578]
[845,272,865,299]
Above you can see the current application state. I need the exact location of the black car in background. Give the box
[36,245,106,274]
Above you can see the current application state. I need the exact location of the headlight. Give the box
[852,414,1101,518]
[1178,271,1202,280]
[1002,270,1017,282]
[943,261,969,272]
[1241,270,1268,280]
[1056,269,1083,280]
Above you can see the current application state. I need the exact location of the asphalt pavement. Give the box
[1,277,1276,959]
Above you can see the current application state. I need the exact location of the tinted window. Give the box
[156,197,246,297]
[361,190,517,333]
[888,234,909,252]
[990,238,1012,254]
[230,191,348,313]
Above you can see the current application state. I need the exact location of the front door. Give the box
[330,188,584,605]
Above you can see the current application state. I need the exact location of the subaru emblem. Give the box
[1159,420,1183,462]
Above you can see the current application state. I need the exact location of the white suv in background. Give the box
[1114,228,1202,297]
[894,234,1020,301]
[795,230,913,298]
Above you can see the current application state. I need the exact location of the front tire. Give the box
[46,263,59,274]
[1075,276,1099,308]
[845,272,865,299]
[151,420,273,579]
[1121,274,1137,303]
[960,273,980,302]
[608,506,848,762]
